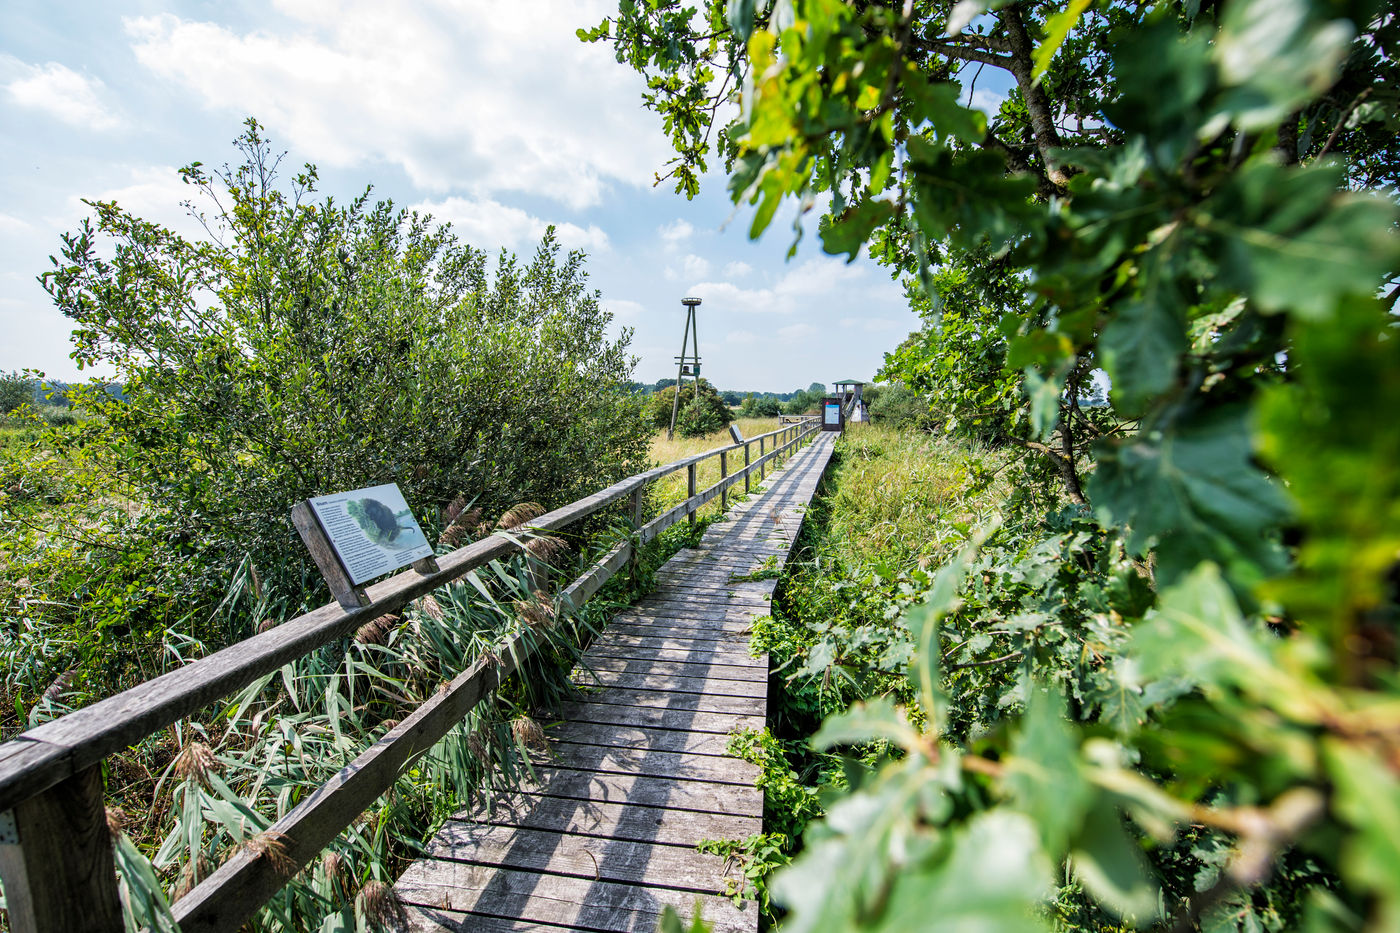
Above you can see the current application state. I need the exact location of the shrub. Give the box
[647,379,733,432]
[868,383,935,432]
[30,120,649,645]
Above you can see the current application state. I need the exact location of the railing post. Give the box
[0,764,123,933]
[759,436,766,481]
[629,485,644,575]
[744,442,751,494]
[687,462,697,526]
[720,449,728,512]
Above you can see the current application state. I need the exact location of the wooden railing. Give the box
[0,418,822,933]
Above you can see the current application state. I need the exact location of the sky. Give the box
[0,1,1007,393]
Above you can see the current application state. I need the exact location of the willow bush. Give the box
[2,121,648,720]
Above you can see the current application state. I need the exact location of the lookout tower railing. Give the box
[0,418,820,933]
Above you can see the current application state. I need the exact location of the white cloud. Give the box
[410,195,608,254]
[0,213,32,236]
[659,219,695,243]
[970,88,1006,118]
[124,3,669,209]
[690,256,870,314]
[841,316,902,332]
[68,166,209,241]
[604,298,646,320]
[3,58,121,130]
[726,330,758,345]
[682,254,710,280]
[778,323,815,339]
[722,260,752,279]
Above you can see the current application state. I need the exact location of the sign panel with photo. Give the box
[307,483,434,585]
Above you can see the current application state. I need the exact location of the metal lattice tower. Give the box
[667,297,703,441]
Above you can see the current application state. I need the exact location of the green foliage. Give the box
[866,383,934,432]
[591,0,1400,926]
[0,370,34,415]
[20,121,648,656]
[648,379,734,435]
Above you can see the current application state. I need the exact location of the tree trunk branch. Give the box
[998,5,1073,191]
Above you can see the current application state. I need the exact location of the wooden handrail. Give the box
[0,417,821,933]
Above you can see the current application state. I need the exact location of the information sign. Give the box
[306,483,434,585]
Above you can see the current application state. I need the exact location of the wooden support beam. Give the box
[687,463,697,526]
[719,449,728,512]
[629,486,644,576]
[0,764,122,933]
[744,442,751,494]
[290,501,369,611]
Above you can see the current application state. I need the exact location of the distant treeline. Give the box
[627,378,828,408]
[0,372,126,415]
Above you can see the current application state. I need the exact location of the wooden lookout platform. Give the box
[397,433,837,932]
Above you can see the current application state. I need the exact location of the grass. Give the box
[645,416,795,520]
[820,423,1010,572]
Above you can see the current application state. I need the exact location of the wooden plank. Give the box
[0,764,122,933]
[571,668,766,699]
[544,742,759,785]
[419,823,738,890]
[397,868,754,933]
[605,609,760,630]
[583,643,756,668]
[525,767,762,816]
[543,721,741,757]
[578,655,767,684]
[290,500,370,611]
[600,620,755,643]
[574,652,767,683]
[569,688,760,717]
[586,633,758,658]
[463,791,761,847]
[405,911,585,933]
[550,702,759,736]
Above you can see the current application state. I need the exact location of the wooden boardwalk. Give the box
[397,433,837,932]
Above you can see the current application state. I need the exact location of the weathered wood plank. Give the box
[570,668,766,699]
[397,868,754,933]
[599,621,755,644]
[419,823,738,890]
[404,911,585,933]
[464,790,761,845]
[569,687,761,717]
[0,764,122,933]
[603,615,756,637]
[549,701,760,737]
[543,720,740,757]
[523,767,762,816]
[578,655,767,684]
[542,742,759,785]
[584,636,757,661]
[586,633,755,661]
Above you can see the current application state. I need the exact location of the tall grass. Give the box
[820,424,1009,572]
[646,416,791,518]
[5,508,609,931]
